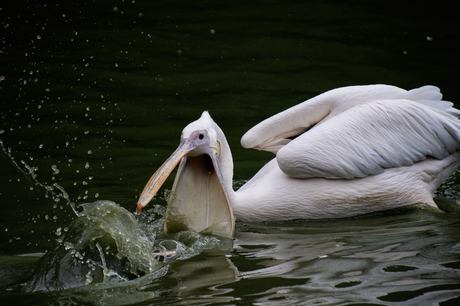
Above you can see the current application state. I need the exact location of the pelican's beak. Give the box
[137,138,234,238]
[137,140,195,213]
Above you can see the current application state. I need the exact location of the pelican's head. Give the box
[137,111,235,238]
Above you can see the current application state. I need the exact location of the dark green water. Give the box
[1,0,460,304]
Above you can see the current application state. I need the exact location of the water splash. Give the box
[0,139,75,212]
[14,200,159,292]
[1,138,231,293]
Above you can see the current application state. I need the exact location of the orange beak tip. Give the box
[137,203,143,213]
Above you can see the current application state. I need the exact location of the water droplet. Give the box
[85,271,93,284]
[51,164,60,175]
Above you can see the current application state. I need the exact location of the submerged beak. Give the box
[137,138,234,238]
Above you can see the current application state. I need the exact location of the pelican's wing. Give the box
[277,99,460,179]
[241,85,460,179]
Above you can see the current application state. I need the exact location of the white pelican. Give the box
[137,85,460,238]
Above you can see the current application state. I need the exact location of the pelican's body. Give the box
[232,154,460,221]
[137,85,460,238]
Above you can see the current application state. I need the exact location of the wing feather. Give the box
[276,100,460,179]
[241,85,452,153]
[241,85,460,179]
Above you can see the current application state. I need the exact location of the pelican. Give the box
[137,85,460,238]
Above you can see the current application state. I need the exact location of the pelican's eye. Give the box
[198,133,204,140]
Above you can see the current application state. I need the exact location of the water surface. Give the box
[1,0,460,305]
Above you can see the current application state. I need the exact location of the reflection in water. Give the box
[231,211,460,305]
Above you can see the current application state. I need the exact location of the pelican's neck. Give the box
[212,122,237,200]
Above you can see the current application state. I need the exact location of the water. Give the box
[1,0,460,304]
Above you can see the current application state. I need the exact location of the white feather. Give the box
[140,85,460,225]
